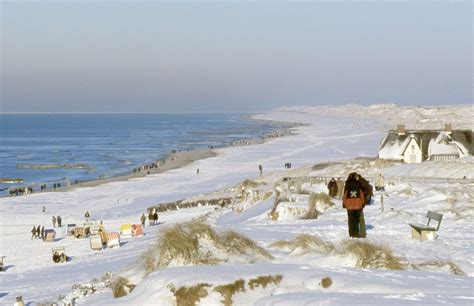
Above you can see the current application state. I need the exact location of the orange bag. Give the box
[343,190,365,210]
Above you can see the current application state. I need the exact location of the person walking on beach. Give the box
[36,225,41,239]
[57,215,62,227]
[343,172,365,238]
[259,164,263,175]
[140,214,146,227]
[148,210,153,226]
[153,211,159,225]
[84,211,90,222]
[31,226,37,239]
[41,226,45,240]
[52,216,57,228]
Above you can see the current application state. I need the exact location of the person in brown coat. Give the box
[354,173,373,238]
[327,177,338,198]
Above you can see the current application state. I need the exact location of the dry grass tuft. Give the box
[248,275,283,290]
[221,230,274,260]
[269,190,288,220]
[303,192,334,219]
[320,276,332,288]
[142,221,220,273]
[373,158,395,168]
[270,234,335,255]
[413,260,465,276]
[292,234,335,254]
[241,178,260,189]
[142,221,272,274]
[342,240,405,270]
[214,279,245,306]
[398,188,413,196]
[110,276,136,298]
[172,283,210,306]
[269,239,292,250]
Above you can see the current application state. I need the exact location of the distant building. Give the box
[378,124,472,163]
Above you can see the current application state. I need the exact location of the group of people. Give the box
[52,215,63,228]
[144,210,159,226]
[8,187,33,197]
[31,225,45,239]
[327,173,385,238]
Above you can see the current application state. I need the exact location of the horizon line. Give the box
[0,111,268,115]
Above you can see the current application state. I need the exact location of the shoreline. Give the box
[3,116,301,197]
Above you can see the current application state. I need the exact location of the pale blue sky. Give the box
[1,1,472,112]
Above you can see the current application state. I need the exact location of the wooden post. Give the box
[381,194,384,212]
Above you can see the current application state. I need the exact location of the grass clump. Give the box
[269,190,288,220]
[171,283,210,306]
[413,260,465,276]
[303,192,334,219]
[142,220,272,274]
[342,240,405,270]
[214,279,245,306]
[248,275,283,290]
[221,230,273,261]
[320,276,332,288]
[270,234,335,255]
[110,276,136,298]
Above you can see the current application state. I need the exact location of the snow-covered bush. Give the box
[303,192,334,219]
[111,276,136,298]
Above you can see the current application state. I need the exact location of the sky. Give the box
[0,1,472,113]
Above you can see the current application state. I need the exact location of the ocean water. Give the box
[0,113,288,193]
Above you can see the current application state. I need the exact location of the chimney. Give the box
[445,123,452,134]
[397,124,406,136]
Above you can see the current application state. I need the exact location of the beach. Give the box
[0,105,472,305]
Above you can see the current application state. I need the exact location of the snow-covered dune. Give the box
[0,104,472,305]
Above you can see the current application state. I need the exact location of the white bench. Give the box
[409,210,443,241]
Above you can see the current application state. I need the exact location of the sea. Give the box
[0,113,289,195]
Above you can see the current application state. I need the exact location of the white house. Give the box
[378,124,473,163]
[402,135,423,163]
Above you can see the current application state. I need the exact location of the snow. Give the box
[428,132,463,157]
[0,104,473,305]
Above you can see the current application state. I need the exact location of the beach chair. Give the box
[409,211,443,241]
[67,224,76,236]
[90,224,101,235]
[120,224,132,238]
[106,232,120,248]
[44,229,56,242]
[54,225,67,239]
[90,235,103,250]
[52,246,67,263]
[83,221,95,233]
[74,227,83,238]
[100,231,108,245]
[0,256,4,272]
[132,224,144,237]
